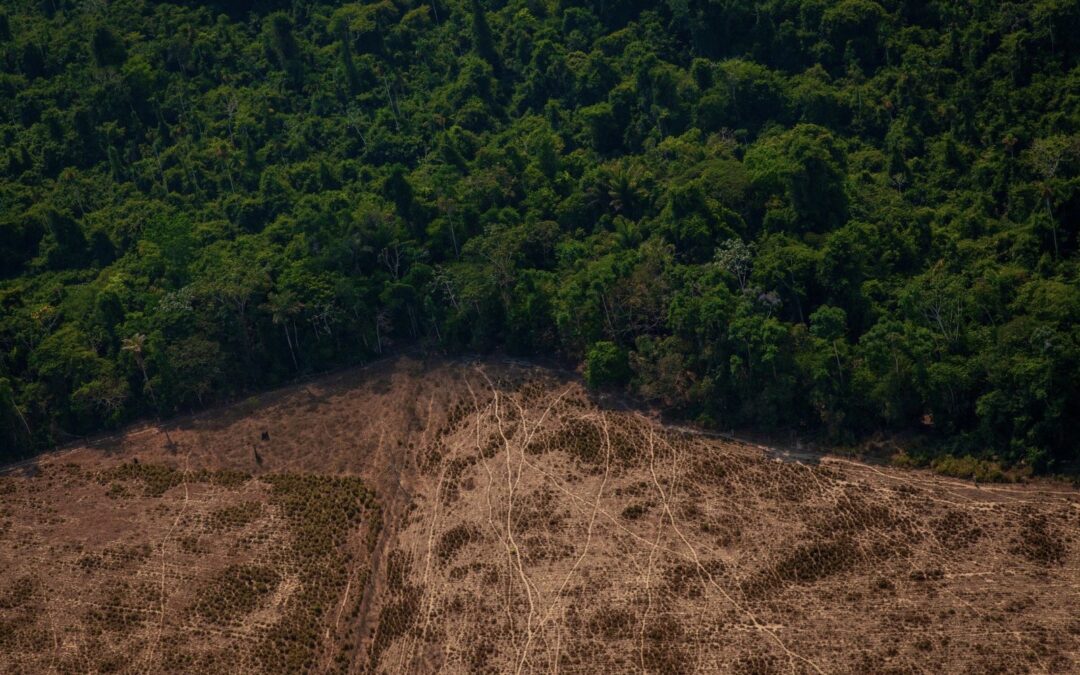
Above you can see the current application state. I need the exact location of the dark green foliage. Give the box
[584,341,631,389]
[40,209,88,269]
[0,0,1077,473]
[90,26,126,68]
[264,12,301,83]
[470,0,500,75]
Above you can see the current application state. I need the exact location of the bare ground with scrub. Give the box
[2,356,1078,673]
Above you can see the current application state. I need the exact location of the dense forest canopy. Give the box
[0,0,1078,470]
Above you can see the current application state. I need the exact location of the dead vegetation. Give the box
[0,462,377,673]
[1,356,1077,673]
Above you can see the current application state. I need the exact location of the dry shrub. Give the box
[436,523,481,564]
[620,501,652,520]
[368,549,422,671]
[258,474,374,673]
[587,606,635,639]
[732,652,781,675]
[193,564,279,625]
[1013,515,1067,565]
[549,418,603,463]
[468,639,497,672]
[663,562,710,600]
[85,582,143,633]
[931,510,983,549]
[908,568,944,582]
[642,616,689,675]
[747,537,858,597]
[99,462,252,497]
[609,424,642,464]
[99,462,185,497]
[417,443,445,474]
[512,487,563,531]
[179,535,209,555]
[806,491,899,536]
[440,456,477,505]
[105,482,133,499]
[0,576,36,610]
[692,453,753,487]
[205,501,263,532]
[76,543,152,572]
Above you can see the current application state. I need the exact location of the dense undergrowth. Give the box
[0,0,1078,470]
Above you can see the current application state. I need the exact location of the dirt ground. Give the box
[2,356,1078,673]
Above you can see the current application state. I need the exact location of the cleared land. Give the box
[1,357,1078,673]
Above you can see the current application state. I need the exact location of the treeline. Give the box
[0,0,1078,470]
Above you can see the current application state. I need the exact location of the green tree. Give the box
[584,340,630,388]
[90,26,127,68]
[810,305,847,384]
[470,0,501,75]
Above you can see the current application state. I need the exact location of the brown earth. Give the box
[1,356,1078,673]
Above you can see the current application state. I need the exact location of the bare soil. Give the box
[2,356,1077,673]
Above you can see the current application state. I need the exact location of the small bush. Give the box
[583,341,630,389]
[930,455,1008,483]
